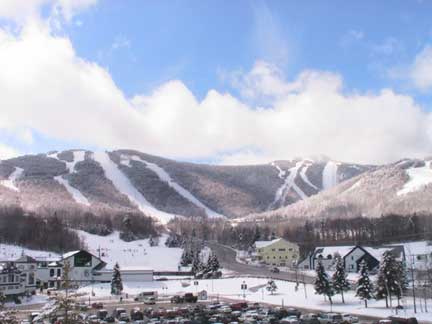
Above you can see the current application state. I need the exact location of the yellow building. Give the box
[255,238,300,267]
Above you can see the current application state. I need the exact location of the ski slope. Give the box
[49,150,90,206]
[322,161,339,189]
[0,167,23,192]
[397,161,432,195]
[76,230,182,271]
[299,162,319,190]
[92,152,175,224]
[269,161,307,209]
[126,155,223,218]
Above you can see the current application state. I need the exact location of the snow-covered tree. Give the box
[376,250,400,308]
[332,256,350,303]
[192,252,204,275]
[355,260,374,308]
[111,262,123,295]
[206,252,220,273]
[314,261,334,305]
[266,279,278,295]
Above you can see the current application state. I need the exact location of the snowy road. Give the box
[207,241,314,284]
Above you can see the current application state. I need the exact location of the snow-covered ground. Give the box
[5,294,49,307]
[0,244,59,262]
[300,161,319,190]
[0,167,23,192]
[398,161,432,195]
[123,154,223,218]
[76,230,183,271]
[92,152,175,224]
[78,277,432,322]
[322,161,339,189]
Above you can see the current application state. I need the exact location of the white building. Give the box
[298,245,354,271]
[13,255,37,294]
[0,263,25,298]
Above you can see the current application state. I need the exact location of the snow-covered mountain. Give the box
[244,157,432,222]
[0,150,370,223]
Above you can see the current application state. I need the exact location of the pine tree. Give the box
[266,279,278,295]
[355,260,374,308]
[332,256,350,303]
[180,248,192,266]
[111,262,123,295]
[192,252,203,275]
[314,261,334,305]
[376,250,399,308]
[207,252,220,273]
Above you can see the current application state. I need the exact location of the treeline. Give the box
[62,209,160,241]
[168,213,432,257]
[0,206,82,253]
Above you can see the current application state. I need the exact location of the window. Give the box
[272,249,275,252]
[29,273,35,285]
[278,248,286,252]
[74,252,92,267]
[50,269,54,277]
[288,248,293,251]
[57,269,61,277]
[327,255,332,260]
[351,256,354,260]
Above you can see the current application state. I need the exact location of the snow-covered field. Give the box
[77,230,183,271]
[0,244,59,262]
[78,277,432,322]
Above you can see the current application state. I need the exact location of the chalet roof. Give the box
[255,238,286,249]
[314,245,354,258]
[14,255,37,263]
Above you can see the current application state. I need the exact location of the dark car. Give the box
[105,315,115,323]
[386,317,418,324]
[270,267,280,273]
[91,302,104,309]
[184,293,198,303]
[171,295,185,303]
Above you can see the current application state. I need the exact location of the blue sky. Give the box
[0,0,431,164]
[63,0,432,100]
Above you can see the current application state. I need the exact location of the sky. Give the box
[0,0,432,165]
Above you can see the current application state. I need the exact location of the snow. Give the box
[314,246,354,259]
[255,238,283,249]
[76,230,183,271]
[125,155,223,218]
[322,161,339,190]
[299,163,319,190]
[5,294,49,307]
[54,175,90,206]
[92,152,175,224]
[0,243,59,262]
[397,161,432,195]
[78,277,432,322]
[270,161,308,208]
[50,150,90,206]
[0,167,23,192]
[345,179,362,193]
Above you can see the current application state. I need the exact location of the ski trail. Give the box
[322,161,339,190]
[49,150,90,206]
[93,152,175,224]
[269,161,308,209]
[398,161,432,196]
[0,167,24,192]
[299,163,319,190]
[127,155,223,218]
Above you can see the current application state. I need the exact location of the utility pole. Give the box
[411,255,417,314]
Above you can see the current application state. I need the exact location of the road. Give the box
[207,241,314,284]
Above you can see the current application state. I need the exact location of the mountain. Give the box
[243,158,432,222]
[0,150,369,223]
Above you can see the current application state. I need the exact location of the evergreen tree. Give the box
[314,261,334,305]
[207,252,220,273]
[192,252,203,275]
[332,256,350,303]
[266,279,278,295]
[376,251,399,308]
[111,262,123,295]
[55,261,81,324]
[355,260,374,308]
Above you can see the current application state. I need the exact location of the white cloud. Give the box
[372,37,402,56]
[410,45,432,91]
[0,17,431,165]
[0,0,97,23]
[0,143,20,159]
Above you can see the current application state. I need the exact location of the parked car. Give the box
[97,309,108,320]
[342,314,359,323]
[113,308,127,319]
[300,313,320,324]
[171,295,185,304]
[318,313,343,324]
[281,315,300,324]
[144,296,156,305]
[119,312,130,322]
[91,302,104,309]
[270,267,280,273]
[184,293,198,303]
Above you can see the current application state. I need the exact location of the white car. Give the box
[280,315,300,324]
[342,314,359,323]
